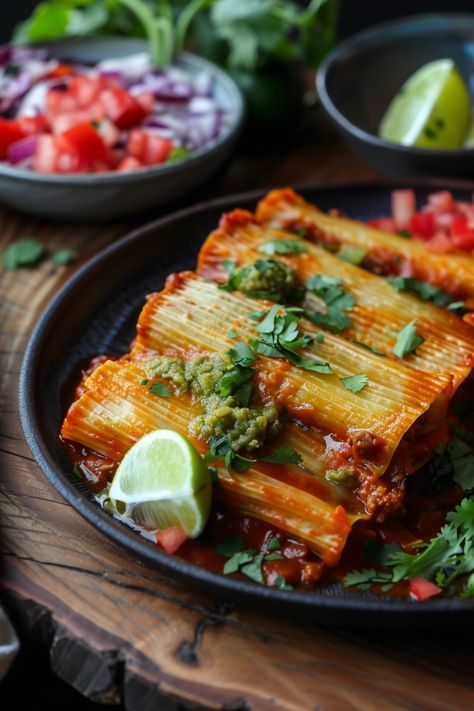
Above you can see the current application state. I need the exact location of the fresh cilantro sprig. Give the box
[425,439,474,495]
[2,237,44,270]
[251,304,332,374]
[387,276,466,314]
[215,535,293,588]
[261,446,302,465]
[340,373,368,394]
[344,497,474,598]
[337,246,367,266]
[258,239,307,255]
[393,320,425,358]
[304,274,355,333]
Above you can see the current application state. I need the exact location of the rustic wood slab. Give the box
[1,123,473,710]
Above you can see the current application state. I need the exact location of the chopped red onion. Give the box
[7,135,39,164]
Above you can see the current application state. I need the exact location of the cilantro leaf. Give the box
[52,248,74,266]
[266,536,282,551]
[337,246,367,265]
[2,237,44,270]
[226,329,238,339]
[340,373,368,394]
[148,382,172,397]
[261,447,302,465]
[240,553,265,584]
[224,550,254,574]
[351,340,385,356]
[218,365,254,398]
[215,536,246,557]
[364,541,401,567]
[258,239,307,255]
[393,320,425,358]
[227,342,256,367]
[386,276,461,311]
[305,274,355,333]
[272,575,293,590]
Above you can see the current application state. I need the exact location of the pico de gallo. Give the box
[370,188,474,253]
[0,45,230,174]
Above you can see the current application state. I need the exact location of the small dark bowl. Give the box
[316,14,474,177]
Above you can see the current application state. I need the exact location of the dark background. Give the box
[1,0,474,41]
[2,0,474,708]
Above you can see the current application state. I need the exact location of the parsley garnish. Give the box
[344,497,474,598]
[224,550,254,574]
[337,246,367,265]
[252,304,332,374]
[204,439,256,473]
[226,329,238,338]
[2,237,44,270]
[393,320,424,358]
[148,382,172,397]
[387,276,466,313]
[258,239,307,255]
[52,248,74,266]
[340,373,368,394]
[261,446,302,465]
[222,259,237,274]
[227,342,256,367]
[266,536,282,551]
[305,274,355,332]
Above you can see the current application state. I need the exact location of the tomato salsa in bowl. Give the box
[0,37,243,220]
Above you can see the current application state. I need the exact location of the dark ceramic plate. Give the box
[19,181,474,628]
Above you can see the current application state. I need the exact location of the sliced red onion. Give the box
[16,79,53,117]
[187,96,219,114]
[7,135,39,164]
[0,45,12,66]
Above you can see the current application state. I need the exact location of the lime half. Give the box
[109,429,212,538]
[379,59,471,149]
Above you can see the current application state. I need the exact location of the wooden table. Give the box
[1,116,473,711]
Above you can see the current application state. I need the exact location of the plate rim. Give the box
[19,178,474,621]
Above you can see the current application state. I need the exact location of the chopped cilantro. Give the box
[224,550,254,574]
[397,230,412,238]
[224,450,256,472]
[305,274,355,333]
[52,248,74,266]
[264,552,285,561]
[258,239,307,255]
[344,496,474,598]
[393,320,424,358]
[364,540,401,567]
[2,237,44,270]
[447,301,467,315]
[215,536,246,557]
[226,329,238,339]
[249,309,266,321]
[337,246,367,265]
[340,373,368,394]
[272,575,293,590]
[227,342,256,367]
[140,378,149,385]
[315,332,325,343]
[386,276,462,312]
[240,553,265,584]
[351,340,385,356]
[149,381,172,397]
[266,536,282,551]
[261,446,302,465]
[222,259,237,274]
[167,146,190,162]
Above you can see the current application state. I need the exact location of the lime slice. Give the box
[109,429,212,538]
[379,59,471,149]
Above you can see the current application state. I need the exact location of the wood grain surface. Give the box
[1,119,473,711]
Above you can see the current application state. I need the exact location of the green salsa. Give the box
[222,258,300,301]
[145,354,281,452]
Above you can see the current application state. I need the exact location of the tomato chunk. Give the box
[33,135,59,173]
[450,215,474,250]
[128,129,173,166]
[57,123,111,171]
[0,118,26,159]
[409,577,442,601]
[18,114,50,135]
[100,87,147,129]
[116,156,142,172]
[367,217,397,232]
[156,526,188,554]
[391,189,416,229]
[409,211,435,239]
[46,86,78,114]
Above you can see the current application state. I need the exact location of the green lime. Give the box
[109,429,212,538]
[379,59,471,149]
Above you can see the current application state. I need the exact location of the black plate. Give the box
[19,180,474,628]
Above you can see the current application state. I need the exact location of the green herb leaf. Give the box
[272,574,293,590]
[364,541,401,567]
[2,237,44,270]
[264,552,285,561]
[249,309,266,321]
[227,342,256,367]
[337,246,367,265]
[266,536,282,551]
[149,382,172,397]
[52,248,74,266]
[240,553,265,584]
[351,340,385,356]
[340,373,368,394]
[386,276,457,309]
[261,447,302,465]
[224,550,254,574]
[215,535,246,557]
[167,146,190,162]
[393,320,425,358]
[226,329,238,338]
[259,239,307,255]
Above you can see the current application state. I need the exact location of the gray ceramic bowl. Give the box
[0,37,244,220]
[316,14,474,177]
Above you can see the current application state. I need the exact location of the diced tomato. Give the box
[128,129,173,166]
[116,156,142,172]
[100,87,147,129]
[409,211,435,239]
[450,215,474,250]
[95,119,121,147]
[50,104,106,134]
[155,526,188,554]
[391,189,416,229]
[69,75,102,108]
[46,86,78,114]
[134,91,155,113]
[18,114,50,135]
[0,118,26,159]
[427,190,455,213]
[424,231,453,254]
[367,217,397,232]
[409,577,442,601]
[46,64,75,79]
[33,135,59,173]
[57,123,111,171]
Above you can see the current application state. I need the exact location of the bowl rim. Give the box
[0,42,244,185]
[316,12,474,157]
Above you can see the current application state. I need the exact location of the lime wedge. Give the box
[379,59,471,149]
[109,429,212,538]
